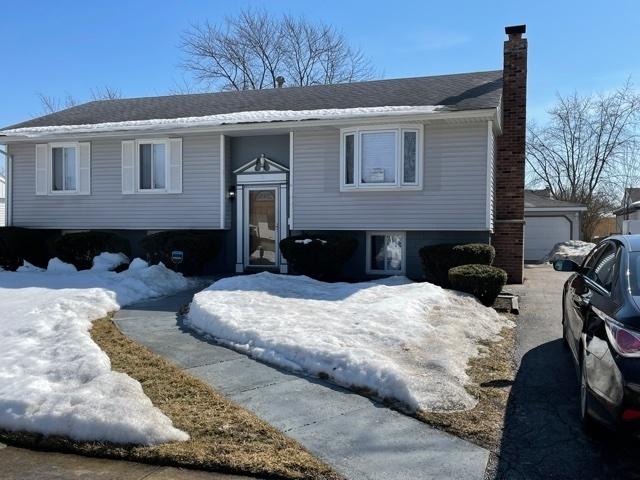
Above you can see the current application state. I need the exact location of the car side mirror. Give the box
[553,259,581,272]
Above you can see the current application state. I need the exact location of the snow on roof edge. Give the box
[0,106,449,138]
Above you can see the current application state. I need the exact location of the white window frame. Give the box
[366,231,406,275]
[340,125,423,192]
[136,139,170,193]
[49,142,79,194]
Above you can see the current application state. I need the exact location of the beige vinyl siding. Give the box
[10,133,221,229]
[292,121,491,230]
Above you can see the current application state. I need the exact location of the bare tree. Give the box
[526,81,640,239]
[37,86,123,115]
[38,93,79,114]
[90,86,122,100]
[180,9,374,91]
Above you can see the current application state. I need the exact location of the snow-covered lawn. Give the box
[0,259,192,445]
[543,240,595,264]
[187,273,512,412]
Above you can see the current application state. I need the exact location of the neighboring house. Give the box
[0,175,5,227]
[614,187,640,232]
[524,189,587,261]
[0,26,528,282]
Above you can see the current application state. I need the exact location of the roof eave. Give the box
[0,108,500,142]
[525,206,588,213]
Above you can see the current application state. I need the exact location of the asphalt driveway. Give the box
[494,264,640,479]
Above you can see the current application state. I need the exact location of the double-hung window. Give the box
[138,140,167,191]
[366,232,406,275]
[341,125,423,191]
[50,144,78,192]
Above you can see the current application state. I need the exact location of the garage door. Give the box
[525,216,571,261]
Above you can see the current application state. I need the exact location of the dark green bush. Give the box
[280,234,358,280]
[52,231,131,270]
[141,230,221,276]
[419,243,495,287]
[0,227,56,271]
[448,264,507,306]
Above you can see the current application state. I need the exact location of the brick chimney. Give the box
[493,25,527,283]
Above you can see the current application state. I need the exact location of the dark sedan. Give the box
[555,235,640,431]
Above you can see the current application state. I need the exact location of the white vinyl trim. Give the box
[486,120,493,230]
[237,173,287,184]
[279,183,288,270]
[365,231,406,275]
[220,134,225,229]
[121,140,135,194]
[78,142,91,195]
[289,131,294,229]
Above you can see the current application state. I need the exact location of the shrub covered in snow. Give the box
[542,240,595,265]
[52,231,131,270]
[448,264,507,306]
[141,230,221,276]
[419,243,495,287]
[0,227,56,271]
[280,234,358,280]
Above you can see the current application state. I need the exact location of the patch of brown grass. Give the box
[416,319,516,450]
[0,317,341,480]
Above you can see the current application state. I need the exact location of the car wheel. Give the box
[579,352,596,430]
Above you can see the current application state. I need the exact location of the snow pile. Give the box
[47,257,78,273]
[91,252,130,271]
[0,105,446,138]
[17,261,44,272]
[128,258,149,270]
[187,272,512,412]
[0,263,192,445]
[543,240,595,264]
[294,238,327,245]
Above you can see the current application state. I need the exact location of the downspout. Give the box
[0,146,11,226]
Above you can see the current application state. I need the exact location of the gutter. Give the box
[0,108,500,143]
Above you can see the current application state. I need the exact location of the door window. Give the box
[587,242,619,292]
[248,189,277,266]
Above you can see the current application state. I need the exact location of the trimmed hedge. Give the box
[141,230,220,276]
[52,231,131,270]
[419,243,495,287]
[448,264,507,306]
[280,234,358,280]
[0,227,55,271]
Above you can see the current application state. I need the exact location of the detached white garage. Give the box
[524,190,586,262]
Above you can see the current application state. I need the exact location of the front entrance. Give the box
[246,187,278,267]
[234,154,289,273]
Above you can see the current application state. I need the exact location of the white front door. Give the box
[244,186,279,268]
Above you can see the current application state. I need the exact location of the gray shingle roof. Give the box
[524,190,586,209]
[4,70,502,130]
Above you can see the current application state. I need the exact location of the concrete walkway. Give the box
[114,288,490,480]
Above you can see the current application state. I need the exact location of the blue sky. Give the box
[1,0,639,128]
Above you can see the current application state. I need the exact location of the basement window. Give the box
[341,126,423,191]
[366,232,406,275]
